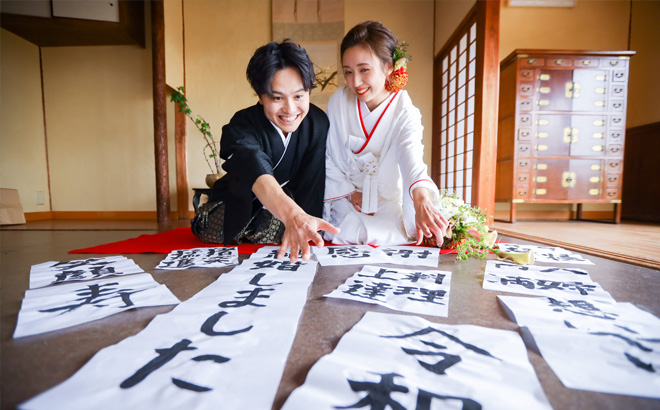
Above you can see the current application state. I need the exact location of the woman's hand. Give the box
[278,212,339,262]
[348,191,362,212]
[412,187,448,247]
[348,192,374,215]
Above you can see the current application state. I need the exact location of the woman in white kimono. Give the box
[324,21,449,246]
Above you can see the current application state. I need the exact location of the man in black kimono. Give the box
[193,40,339,262]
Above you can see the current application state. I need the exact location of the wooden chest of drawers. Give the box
[496,49,635,222]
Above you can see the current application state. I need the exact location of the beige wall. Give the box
[0,30,50,213]
[627,0,660,127]
[164,0,185,89]
[181,0,271,198]
[41,43,165,211]
[434,0,476,55]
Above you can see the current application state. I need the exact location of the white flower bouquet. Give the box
[430,190,496,260]
[429,190,534,264]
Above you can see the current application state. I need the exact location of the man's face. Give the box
[259,67,310,135]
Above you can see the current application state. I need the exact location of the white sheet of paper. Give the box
[498,295,660,398]
[282,311,552,410]
[497,243,594,265]
[155,247,238,270]
[498,295,660,333]
[313,245,392,266]
[14,273,180,338]
[29,256,145,289]
[20,256,318,410]
[483,260,614,303]
[249,245,303,260]
[325,265,451,317]
[378,245,440,267]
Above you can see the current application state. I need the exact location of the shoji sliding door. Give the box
[432,1,499,224]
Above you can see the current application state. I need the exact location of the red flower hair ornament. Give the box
[385,41,411,93]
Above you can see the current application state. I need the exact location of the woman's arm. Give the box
[412,187,448,246]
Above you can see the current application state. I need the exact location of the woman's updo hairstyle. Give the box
[340,21,398,68]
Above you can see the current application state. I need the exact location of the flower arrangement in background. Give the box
[385,41,410,93]
[170,86,222,175]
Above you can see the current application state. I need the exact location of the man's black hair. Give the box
[246,39,317,97]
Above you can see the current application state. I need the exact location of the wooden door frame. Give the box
[432,0,500,225]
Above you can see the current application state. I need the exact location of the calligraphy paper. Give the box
[498,295,660,398]
[14,273,180,338]
[20,257,318,410]
[497,243,593,265]
[282,311,552,410]
[155,247,238,270]
[249,245,303,260]
[483,260,614,303]
[325,265,452,317]
[29,256,144,289]
[378,245,440,267]
[313,245,391,266]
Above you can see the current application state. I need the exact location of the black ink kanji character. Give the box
[535,279,565,292]
[379,248,397,257]
[39,282,143,314]
[328,246,372,258]
[358,268,399,281]
[334,372,408,410]
[407,288,446,305]
[218,287,274,308]
[433,273,446,285]
[589,331,659,373]
[53,270,86,282]
[200,248,233,265]
[396,249,414,259]
[417,389,482,410]
[120,339,229,391]
[249,272,283,287]
[499,276,535,289]
[561,281,597,296]
[414,250,432,259]
[383,326,500,376]
[541,253,584,262]
[250,260,302,271]
[201,311,253,336]
[539,267,587,275]
[344,281,392,300]
[51,258,110,271]
[402,271,430,283]
[393,286,417,296]
[547,297,617,320]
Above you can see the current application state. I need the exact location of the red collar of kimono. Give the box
[354,91,399,154]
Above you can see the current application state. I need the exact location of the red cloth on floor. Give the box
[69,227,267,255]
[68,227,457,255]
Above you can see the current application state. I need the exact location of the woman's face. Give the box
[259,67,310,135]
[342,44,393,111]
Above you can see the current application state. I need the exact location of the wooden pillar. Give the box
[472,0,500,226]
[151,0,170,225]
[175,103,189,220]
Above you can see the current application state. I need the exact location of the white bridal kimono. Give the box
[324,86,439,246]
